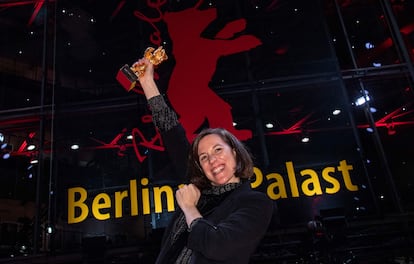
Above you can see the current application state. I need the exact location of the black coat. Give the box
[188,182,273,264]
[156,118,274,264]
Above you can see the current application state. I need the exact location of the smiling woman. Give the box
[136,58,274,264]
[190,129,253,188]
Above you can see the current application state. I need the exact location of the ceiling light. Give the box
[71,144,80,150]
[27,144,36,151]
[332,109,341,115]
[355,91,371,106]
[365,42,374,49]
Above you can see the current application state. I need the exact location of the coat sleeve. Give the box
[187,191,273,261]
[148,95,190,182]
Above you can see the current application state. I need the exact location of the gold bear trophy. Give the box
[116,46,168,92]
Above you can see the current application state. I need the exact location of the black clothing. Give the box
[148,95,273,264]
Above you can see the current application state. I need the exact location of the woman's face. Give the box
[197,134,239,186]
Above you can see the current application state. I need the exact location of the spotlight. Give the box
[332,109,341,115]
[24,132,37,151]
[46,225,53,234]
[27,144,36,151]
[301,136,310,143]
[1,144,13,160]
[354,90,371,106]
[71,144,80,150]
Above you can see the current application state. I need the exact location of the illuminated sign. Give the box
[67,159,358,224]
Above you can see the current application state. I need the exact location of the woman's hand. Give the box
[133,58,154,83]
[133,58,160,99]
[176,184,203,227]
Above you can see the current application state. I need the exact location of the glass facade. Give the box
[0,0,413,262]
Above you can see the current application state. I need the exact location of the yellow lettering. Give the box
[338,160,358,191]
[92,193,111,220]
[322,167,340,194]
[301,169,322,196]
[66,159,359,224]
[130,179,138,216]
[141,178,150,215]
[115,190,128,218]
[251,167,263,188]
[68,187,89,224]
[286,161,299,197]
[266,173,287,200]
[154,185,175,213]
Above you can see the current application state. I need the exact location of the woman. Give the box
[135,58,273,264]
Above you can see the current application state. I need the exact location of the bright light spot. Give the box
[27,144,36,151]
[372,62,382,67]
[365,42,374,49]
[265,123,274,129]
[301,136,310,143]
[332,109,341,115]
[355,91,371,106]
[71,144,80,150]
[366,127,374,133]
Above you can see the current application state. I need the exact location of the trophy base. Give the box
[116,64,138,92]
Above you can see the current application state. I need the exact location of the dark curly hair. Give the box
[187,128,254,190]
